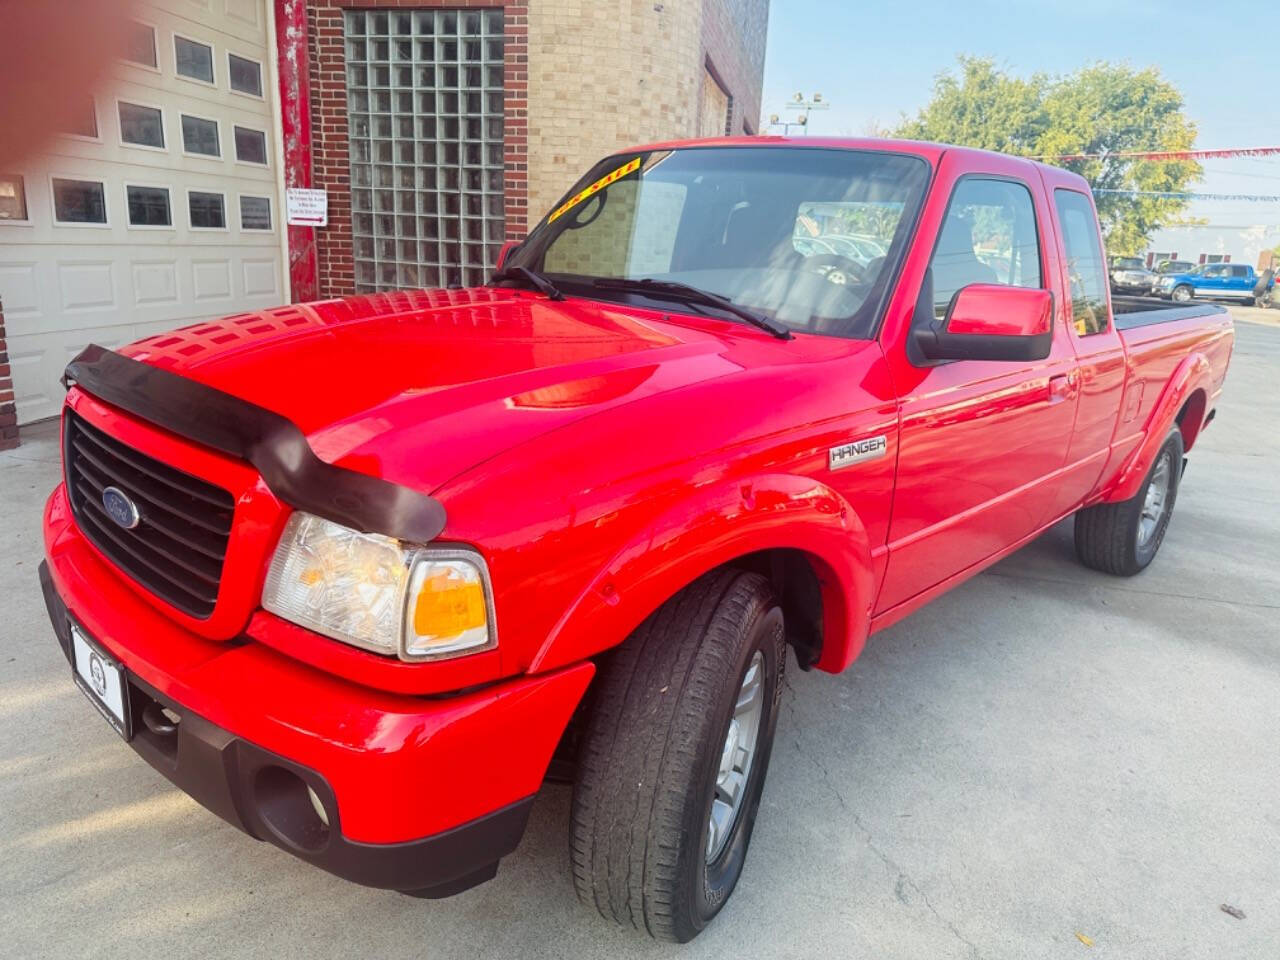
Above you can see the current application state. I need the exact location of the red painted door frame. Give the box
[274,0,319,302]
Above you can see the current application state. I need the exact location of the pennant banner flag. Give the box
[1094,189,1280,202]
[1040,146,1280,162]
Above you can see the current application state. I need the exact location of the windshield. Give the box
[1114,258,1145,271]
[509,147,931,339]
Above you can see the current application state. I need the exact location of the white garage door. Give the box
[0,0,285,424]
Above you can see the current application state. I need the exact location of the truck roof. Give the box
[618,135,1093,193]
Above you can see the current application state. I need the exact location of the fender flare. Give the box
[1103,351,1212,503]
[528,473,876,676]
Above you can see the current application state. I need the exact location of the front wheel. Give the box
[570,570,786,942]
[1171,284,1194,303]
[1074,427,1183,576]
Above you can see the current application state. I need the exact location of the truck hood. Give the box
[123,289,741,493]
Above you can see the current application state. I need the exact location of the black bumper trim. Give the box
[62,344,446,543]
[40,561,531,897]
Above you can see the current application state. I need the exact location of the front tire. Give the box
[1074,427,1183,576]
[1172,284,1194,303]
[570,570,786,942]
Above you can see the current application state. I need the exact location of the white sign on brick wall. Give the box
[286,188,328,227]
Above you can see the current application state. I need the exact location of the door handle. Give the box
[1048,372,1078,404]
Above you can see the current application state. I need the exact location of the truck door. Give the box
[1194,263,1229,298]
[1040,183,1127,515]
[1227,265,1253,298]
[874,154,1078,614]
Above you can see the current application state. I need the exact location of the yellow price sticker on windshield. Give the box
[547,156,642,223]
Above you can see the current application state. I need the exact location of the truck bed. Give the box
[1110,295,1230,331]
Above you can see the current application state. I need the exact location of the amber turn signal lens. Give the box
[403,555,494,659]
[413,573,486,637]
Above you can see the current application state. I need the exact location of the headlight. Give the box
[261,512,496,661]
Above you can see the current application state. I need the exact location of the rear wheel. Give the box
[1074,427,1183,576]
[570,570,786,942]
[1171,284,1194,303]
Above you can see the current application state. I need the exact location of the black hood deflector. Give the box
[63,344,447,543]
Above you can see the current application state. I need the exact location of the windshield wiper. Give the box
[588,277,793,340]
[490,265,565,301]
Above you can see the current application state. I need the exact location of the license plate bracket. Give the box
[70,620,132,741]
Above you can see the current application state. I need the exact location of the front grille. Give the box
[64,412,235,618]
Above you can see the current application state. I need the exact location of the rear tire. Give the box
[1074,427,1183,576]
[569,570,786,942]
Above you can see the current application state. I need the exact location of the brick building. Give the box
[0,0,768,444]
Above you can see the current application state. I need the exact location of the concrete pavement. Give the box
[1,317,1276,959]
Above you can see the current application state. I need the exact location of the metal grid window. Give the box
[344,8,506,292]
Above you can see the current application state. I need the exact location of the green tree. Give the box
[897,57,1201,254]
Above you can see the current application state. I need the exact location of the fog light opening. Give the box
[253,765,332,853]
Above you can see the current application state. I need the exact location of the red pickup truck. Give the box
[40,138,1233,942]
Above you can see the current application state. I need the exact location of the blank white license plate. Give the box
[71,623,131,739]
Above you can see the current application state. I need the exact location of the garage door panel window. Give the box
[0,174,29,222]
[59,97,100,140]
[52,178,108,225]
[234,126,268,165]
[188,191,226,230]
[122,20,158,69]
[126,185,172,228]
[175,35,216,85]
[181,115,221,157]
[229,53,263,97]
[239,195,272,231]
[118,101,165,150]
[930,177,1042,318]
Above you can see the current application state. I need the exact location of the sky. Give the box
[760,0,1280,239]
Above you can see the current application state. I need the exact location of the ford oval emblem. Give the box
[101,486,142,530]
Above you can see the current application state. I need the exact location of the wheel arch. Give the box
[1103,351,1212,503]
[1175,387,1209,452]
[528,473,876,677]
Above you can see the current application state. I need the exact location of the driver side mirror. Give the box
[913,284,1053,363]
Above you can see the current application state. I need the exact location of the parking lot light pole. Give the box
[767,92,830,136]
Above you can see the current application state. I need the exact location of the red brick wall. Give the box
[0,298,16,450]
[305,0,529,300]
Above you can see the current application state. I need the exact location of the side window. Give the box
[930,178,1041,317]
[1231,265,1249,279]
[1054,189,1109,337]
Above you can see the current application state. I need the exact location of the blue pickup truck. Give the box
[1154,262,1272,304]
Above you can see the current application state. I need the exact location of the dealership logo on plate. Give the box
[89,651,107,697]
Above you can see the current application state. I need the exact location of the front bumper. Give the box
[1111,279,1151,293]
[41,485,593,895]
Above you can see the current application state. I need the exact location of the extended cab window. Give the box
[1054,189,1110,336]
[518,147,931,339]
[930,178,1041,318]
